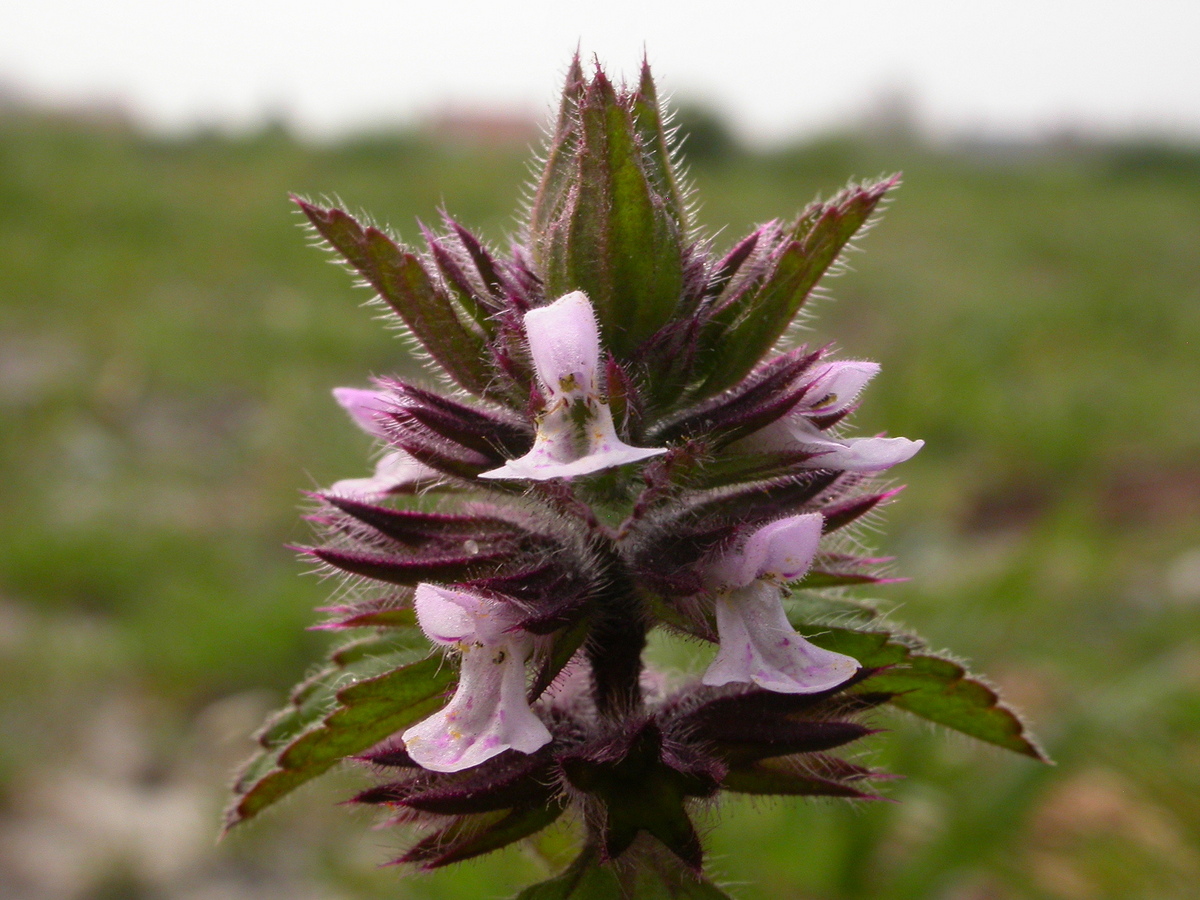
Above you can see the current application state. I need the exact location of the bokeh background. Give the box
[2,3,1199,899]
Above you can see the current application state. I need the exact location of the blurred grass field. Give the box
[1,105,1199,900]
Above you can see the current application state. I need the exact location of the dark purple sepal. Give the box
[560,720,719,871]
[318,495,529,547]
[355,737,419,769]
[654,345,822,445]
[382,380,532,460]
[422,223,503,322]
[392,431,497,481]
[702,226,765,304]
[303,546,511,587]
[694,718,876,766]
[821,488,904,533]
[311,595,416,631]
[354,748,556,814]
[467,560,594,635]
[449,219,516,306]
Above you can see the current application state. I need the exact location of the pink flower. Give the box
[480,292,666,481]
[402,584,552,772]
[702,515,859,694]
[747,361,923,473]
[329,388,439,497]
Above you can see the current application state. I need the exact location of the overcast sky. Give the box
[3,0,1198,143]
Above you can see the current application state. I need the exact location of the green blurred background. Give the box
[2,102,1199,900]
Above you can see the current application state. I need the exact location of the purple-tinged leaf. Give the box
[529,54,586,247]
[294,198,493,396]
[630,60,687,231]
[696,177,899,396]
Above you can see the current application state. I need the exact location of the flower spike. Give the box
[703,515,860,694]
[401,584,552,772]
[480,291,666,481]
[228,57,1044,894]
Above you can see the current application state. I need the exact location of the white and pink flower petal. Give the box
[523,290,602,398]
[328,450,439,498]
[800,434,924,473]
[702,581,859,694]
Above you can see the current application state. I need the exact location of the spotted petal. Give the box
[402,585,552,772]
[703,580,860,694]
[703,516,859,694]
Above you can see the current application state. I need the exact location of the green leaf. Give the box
[698,177,897,395]
[800,622,1048,761]
[224,654,456,830]
[257,632,423,750]
[295,199,493,396]
[543,73,684,359]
